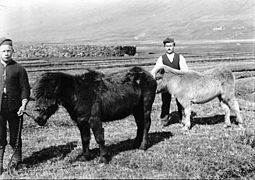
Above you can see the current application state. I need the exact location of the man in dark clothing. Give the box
[0,37,30,175]
[151,37,188,126]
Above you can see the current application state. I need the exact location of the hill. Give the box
[0,0,254,45]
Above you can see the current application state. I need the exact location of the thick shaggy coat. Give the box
[154,65,243,130]
[33,66,157,163]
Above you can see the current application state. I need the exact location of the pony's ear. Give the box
[135,71,145,85]
[155,68,165,80]
[125,71,145,85]
[158,68,165,74]
[155,68,165,75]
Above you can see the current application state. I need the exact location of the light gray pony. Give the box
[153,65,244,130]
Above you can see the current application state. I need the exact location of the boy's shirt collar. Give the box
[1,59,12,67]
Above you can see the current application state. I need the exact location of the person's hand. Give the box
[17,99,28,116]
[17,105,26,116]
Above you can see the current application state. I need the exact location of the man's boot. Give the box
[0,146,5,175]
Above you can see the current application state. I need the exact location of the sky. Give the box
[0,0,117,35]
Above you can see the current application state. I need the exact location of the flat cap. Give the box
[0,37,12,46]
[163,37,175,44]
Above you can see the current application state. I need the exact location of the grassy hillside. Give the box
[0,41,254,179]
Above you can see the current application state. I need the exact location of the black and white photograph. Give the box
[0,0,254,179]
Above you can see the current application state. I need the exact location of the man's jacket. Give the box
[0,60,30,111]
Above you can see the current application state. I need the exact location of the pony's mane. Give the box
[163,65,189,75]
[33,72,73,100]
[156,65,202,76]
[75,68,105,82]
[103,66,145,81]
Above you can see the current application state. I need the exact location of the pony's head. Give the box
[155,68,168,93]
[32,72,64,126]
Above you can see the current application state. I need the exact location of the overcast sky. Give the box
[0,0,119,35]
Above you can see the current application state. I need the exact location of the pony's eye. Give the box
[155,76,162,80]
[34,107,45,112]
[34,107,40,111]
[46,93,52,98]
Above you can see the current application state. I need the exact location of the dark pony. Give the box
[33,66,157,163]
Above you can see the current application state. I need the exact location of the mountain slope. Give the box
[0,0,254,44]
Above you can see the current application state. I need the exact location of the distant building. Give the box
[213,26,225,31]
[232,26,245,30]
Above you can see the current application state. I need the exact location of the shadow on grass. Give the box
[22,131,173,166]
[76,131,173,162]
[164,111,238,129]
[22,141,78,167]
[191,115,237,128]
[21,115,238,166]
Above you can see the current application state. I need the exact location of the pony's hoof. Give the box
[161,120,169,127]
[237,124,245,130]
[223,124,231,128]
[138,144,147,151]
[191,111,197,118]
[160,115,169,127]
[99,156,110,164]
[12,162,27,170]
[181,126,189,131]
[76,154,91,161]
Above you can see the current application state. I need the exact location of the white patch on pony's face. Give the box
[43,114,48,120]
[155,73,162,81]
[73,94,78,102]
[155,69,166,93]
[136,79,140,85]
[156,79,167,93]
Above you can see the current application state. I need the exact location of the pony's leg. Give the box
[132,88,155,150]
[160,92,171,126]
[77,119,91,161]
[140,107,152,150]
[133,105,144,149]
[90,117,109,163]
[176,99,183,121]
[220,101,231,128]
[181,104,192,131]
[228,98,244,129]
[133,95,153,150]
[89,103,109,163]
[179,100,191,131]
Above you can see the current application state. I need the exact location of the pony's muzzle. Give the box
[34,116,47,126]
[156,89,161,94]
[156,86,164,94]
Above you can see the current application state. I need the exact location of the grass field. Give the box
[1,41,255,179]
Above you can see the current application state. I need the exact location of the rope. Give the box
[23,111,37,121]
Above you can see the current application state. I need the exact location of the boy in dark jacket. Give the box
[0,37,30,175]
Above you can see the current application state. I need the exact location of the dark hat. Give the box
[0,37,12,46]
[163,37,175,44]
